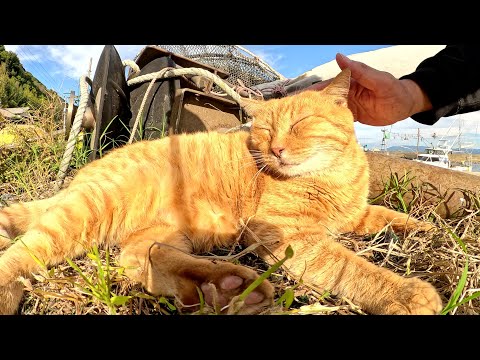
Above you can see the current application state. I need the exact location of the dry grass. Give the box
[1,106,480,315]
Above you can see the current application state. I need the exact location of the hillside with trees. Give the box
[0,45,56,109]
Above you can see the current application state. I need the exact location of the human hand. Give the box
[308,53,433,126]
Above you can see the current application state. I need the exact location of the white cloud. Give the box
[4,45,18,52]
[242,45,285,74]
[7,45,145,81]
[5,45,44,62]
[46,45,103,79]
[46,45,144,79]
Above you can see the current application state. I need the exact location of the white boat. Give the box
[413,139,472,172]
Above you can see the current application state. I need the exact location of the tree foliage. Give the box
[0,45,53,109]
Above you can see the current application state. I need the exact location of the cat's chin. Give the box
[271,163,310,178]
[270,155,329,177]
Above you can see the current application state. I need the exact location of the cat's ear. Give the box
[239,98,262,118]
[322,68,351,107]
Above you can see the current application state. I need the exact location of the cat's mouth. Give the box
[271,157,302,171]
[278,159,299,168]
[268,152,327,177]
[270,158,306,177]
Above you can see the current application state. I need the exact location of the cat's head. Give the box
[241,68,357,177]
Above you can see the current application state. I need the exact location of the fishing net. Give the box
[157,45,285,93]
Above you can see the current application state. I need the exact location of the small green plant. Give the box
[66,244,131,314]
[96,116,130,158]
[275,283,305,310]
[71,132,92,169]
[0,132,64,200]
[440,225,480,315]
[370,171,417,213]
[129,291,177,314]
[144,113,169,140]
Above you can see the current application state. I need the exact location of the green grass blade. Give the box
[449,291,480,309]
[395,193,408,213]
[20,239,47,271]
[66,257,94,288]
[275,287,295,309]
[196,286,205,314]
[238,245,294,302]
[441,226,469,315]
[110,295,131,306]
[158,297,177,311]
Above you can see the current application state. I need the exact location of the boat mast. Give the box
[416,128,420,155]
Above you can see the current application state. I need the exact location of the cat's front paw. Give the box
[199,270,274,314]
[385,277,442,315]
[127,243,276,315]
[0,281,24,315]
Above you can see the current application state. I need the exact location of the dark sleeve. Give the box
[400,44,480,125]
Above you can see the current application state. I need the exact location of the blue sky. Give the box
[4,44,480,150]
[244,45,390,78]
[4,45,390,96]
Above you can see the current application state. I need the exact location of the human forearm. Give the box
[400,78,433,116]
[400,45,480,125]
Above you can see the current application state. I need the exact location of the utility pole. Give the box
[380,128,389,152]
[87,57,92,79]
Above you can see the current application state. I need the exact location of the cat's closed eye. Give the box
[290,114,315,130]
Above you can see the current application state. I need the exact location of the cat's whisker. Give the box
[245,164,267,195]
[217,154,263,168]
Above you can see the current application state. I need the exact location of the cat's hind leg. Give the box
[119,225,274,314]
[352,204,434,235]
[0,228,90,314]
[0,196,59,251]
[0,191,113,314]
[0,197,59,239]
[262,229,442,315]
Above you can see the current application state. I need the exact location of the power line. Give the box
[21,46,62,92]
[15,46,52,87]
[23,45,62,89]
[48,46,80,84]
[15,46,57,92]
[17,46,80,95]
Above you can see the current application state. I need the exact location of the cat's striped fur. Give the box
[0,69,442,314]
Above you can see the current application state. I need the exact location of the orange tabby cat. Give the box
[0,69,442,315]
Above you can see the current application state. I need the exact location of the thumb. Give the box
[335,52,351,70]
[336,53,388,90]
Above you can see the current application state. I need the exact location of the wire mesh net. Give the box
[157,45,284,92]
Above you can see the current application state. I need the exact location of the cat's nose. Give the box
[271,146,285,158]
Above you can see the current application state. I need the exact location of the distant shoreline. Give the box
[377,151,480,165]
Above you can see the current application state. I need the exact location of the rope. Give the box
[128,67,174,144]
[54,75,90,191]
[211,78,264,100]
[122,60,140,73]
[127,67,242,104]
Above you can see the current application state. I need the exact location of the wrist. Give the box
[401,79,433,116]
